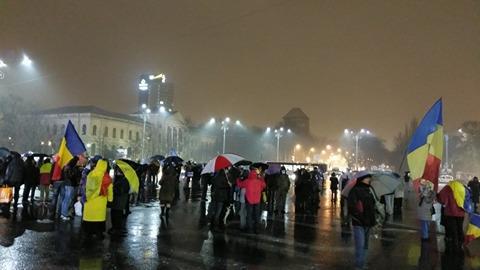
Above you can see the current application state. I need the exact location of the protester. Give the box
[311,167,322,209]
[295,169,314,214]
[159,166,177,218]
[109,164,131,236]
[330,173,339,203]
[82,159,113,239]
[236,168,266,234]
[5,152,24,210]
[340,170,351,226]
[468,177,480,213]
[211,169,230,231]
[39,159,53,202]
[348,172,376,270]
[438,181,466,252]
[275,166,290,214]
[417,180,435,241]
[237,175,248,231]
[23,156,39,204]
[60,157,82,220]
[394,179,405,215]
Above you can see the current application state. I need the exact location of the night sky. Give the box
[1,1,479,145]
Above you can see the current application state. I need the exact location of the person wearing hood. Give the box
[211,169,231,231]
[417,180,435,241]
[39,158,53,202]
[468,177,480,213]
[159,166,177,218]
[82,159,113,239]
[236,168,266,234]
[275,166,290,214]
[5,152,25,210]
[23,156,39,204]
[109,164,131,236]
[348,172,376,270]
[438,181,466,252]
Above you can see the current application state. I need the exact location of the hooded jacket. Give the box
[348,181,376,227]
[236,171,266,204]
[437,185,465,217]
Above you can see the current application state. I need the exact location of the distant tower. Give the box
[282,108,310,135]
[137,74,173,111]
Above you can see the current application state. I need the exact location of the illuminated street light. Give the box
[273,127,291,162]
[225,117,231,123]
[209,118,216,125]
[0,59,7,68]
[310,147,315,152]
[287,129,292,133]
[326,145,332,150]
[235,120,241,126]
[21,54,33,66]
[344,128,373,170]
[295,144,302,150]
[266,127,271,133]
[321,150,326,155]
[159,106,166,113]
[141,106,151,160]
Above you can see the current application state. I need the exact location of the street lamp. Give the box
[21,54,33,67]
[274,127,291,162]
[141,107,151,160]
[344,128,371,170]
[0,59,7,68]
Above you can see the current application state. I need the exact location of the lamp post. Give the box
[344,128,371,170]
[274,127,292,162]
[293,144,301,162]
[141,105,151,160]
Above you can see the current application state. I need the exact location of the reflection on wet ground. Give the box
[1,185,480,269]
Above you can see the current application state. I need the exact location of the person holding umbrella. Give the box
[348,172,376,270]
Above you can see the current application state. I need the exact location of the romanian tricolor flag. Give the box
[52,121,86,181]
[407,99,443,191]
[446,180,480,245]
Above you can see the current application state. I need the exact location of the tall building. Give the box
[282,107,310,135]
[137,74,174,111]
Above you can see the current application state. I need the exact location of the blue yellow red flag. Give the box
[52,121,86,180]
[407,99,443,191]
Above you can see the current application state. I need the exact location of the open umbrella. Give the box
[251,162,269,171]
[266,163,281,175]
[115,159,140,193]
[150,155,165,161]
[234,160,253,167]
[163,155,184,165]
[341,171,401,197]
[201,154,246,175]
[0,147,10,158]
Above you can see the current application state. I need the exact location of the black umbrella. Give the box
[235,160,253,167]
[251,162,269,171]
[150,155,165,161]
[163,156,184,165]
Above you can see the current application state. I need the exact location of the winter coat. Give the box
[236,171,266,204]
[468,180,480,203]
[348,182,376,227]
[330,176,339,191]
[266,174,277,191]
[39,163,52,185]
[83,183,113,222]
[111,175,130,210]
[63,165,82,187]
[437,185,465,217]
[5,156,24,186]
[23,161,39,186]
[276,174,290,194]
[159,172,177,203]
[212,171,230,202]
[417,187,435,221]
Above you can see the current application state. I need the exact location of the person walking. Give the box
[330,173,339,203]
[158,166,177,218]
[23,156,39,204]
[468,177,480,213]
[39,159,53,202]
[438,181,466,252]
[417,180,435,241]
[348,172,376,270]
[236,168,266,234]
[275,167,290,214]
[82,159,113,239]
[109,164,130,236]
[60,157,82,220]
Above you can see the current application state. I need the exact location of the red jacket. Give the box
[237,171,266,204]
[438,185,465,217]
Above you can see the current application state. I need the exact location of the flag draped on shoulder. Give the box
[407,99,443,191]
[52,121,86,180]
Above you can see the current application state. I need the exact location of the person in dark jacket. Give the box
[438,182,466,252]
[60,157,82,220]
[295,169,314,214]
[211,169,231,230]
[348,172,376,270]
[23,156,39,204]
[275,167,290,214]
[5,152,25,210]
[330,173,339,203]
[468,177,480,213]
[109,165,131,236]
[159,166,177,218]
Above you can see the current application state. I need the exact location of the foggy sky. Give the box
[0,0,479,145]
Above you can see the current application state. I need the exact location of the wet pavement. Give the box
[1,183,480,270]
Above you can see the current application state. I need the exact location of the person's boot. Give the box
[160,206,165,216]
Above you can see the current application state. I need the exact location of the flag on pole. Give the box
[52,120,86,180]
[407,98,443,191]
